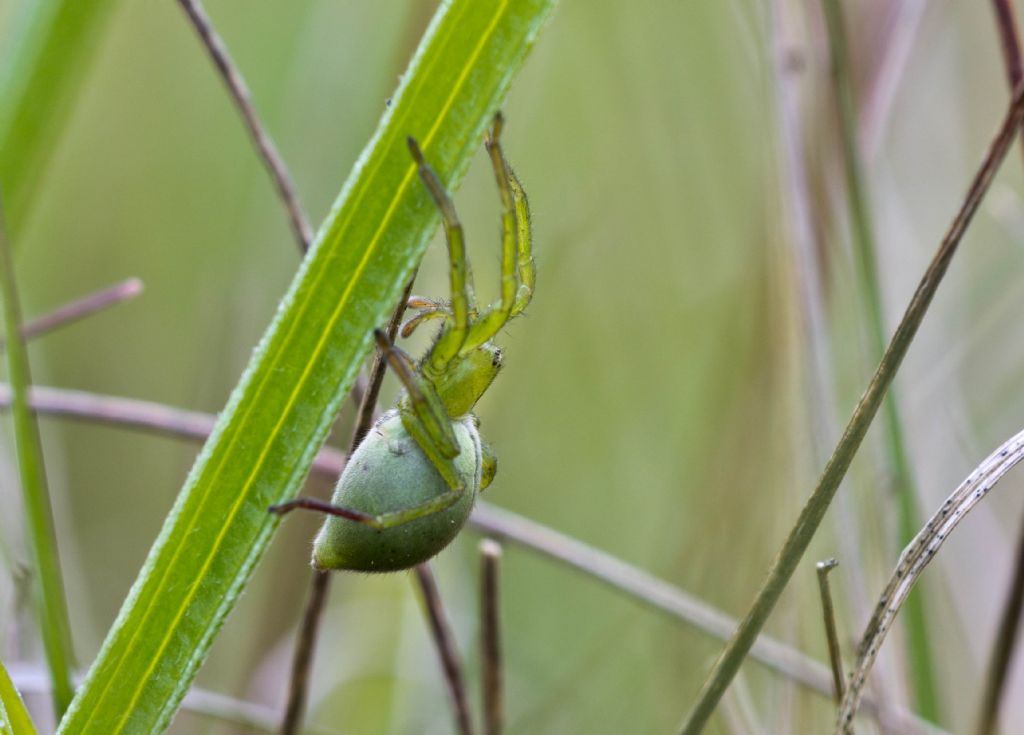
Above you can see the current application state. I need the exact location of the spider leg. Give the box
[400,308,451,339]
[460,113,536,352]
[408,138,474,376]
[507,165,535,316]
[270,491,467,530]
[373,328,458,452]
[374,329,465,492]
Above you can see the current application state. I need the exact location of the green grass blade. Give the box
[0,211,76,717]
[56,2,557,733]
[820,0,939,719]
[0,0,117,234]
[0,659,39,735]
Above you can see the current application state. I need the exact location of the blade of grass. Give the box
[0,659,38,735]
[0,0,117,235]
[821,0,939,719]
[0,204,75,718]
[55,2,557,733]
[678,76,1024,735]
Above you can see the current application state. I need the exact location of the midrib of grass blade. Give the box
[0,0,117,235]
[0,210,75,719]
[0,659,38,735]
[56,2,557,733]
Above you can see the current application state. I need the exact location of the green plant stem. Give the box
[821,0,939,720]
[0,0,116,234]
[0,207,75,718]
[678,73,1024,735]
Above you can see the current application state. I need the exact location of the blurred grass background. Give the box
[3,0,1024,732]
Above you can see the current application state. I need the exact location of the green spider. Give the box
[270,114,534,572]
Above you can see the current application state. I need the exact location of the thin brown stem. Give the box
[816,559,844,703]
[414,564,475,735]
[278,570,329,735]
[480,539,503,735]
[0,277,143,351]
[977,9,1024,727]
[680,79,1024,735]
[973,506,1024,735]
[279,279,415,735]
[175,0,313,252]
[0,384,346,476]
[991,0,1024,126]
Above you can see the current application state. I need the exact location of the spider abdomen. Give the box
[311,410,482,572]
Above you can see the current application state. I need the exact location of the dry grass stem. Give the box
[480,539,504,735]
[414,563,475,735]
[175,0,312,252]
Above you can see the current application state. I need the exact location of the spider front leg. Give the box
[461,113,536,352]
[407,137,475,379]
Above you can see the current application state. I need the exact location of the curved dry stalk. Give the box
[835,426,1024,732]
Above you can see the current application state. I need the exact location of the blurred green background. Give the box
[4,0,1024,732]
